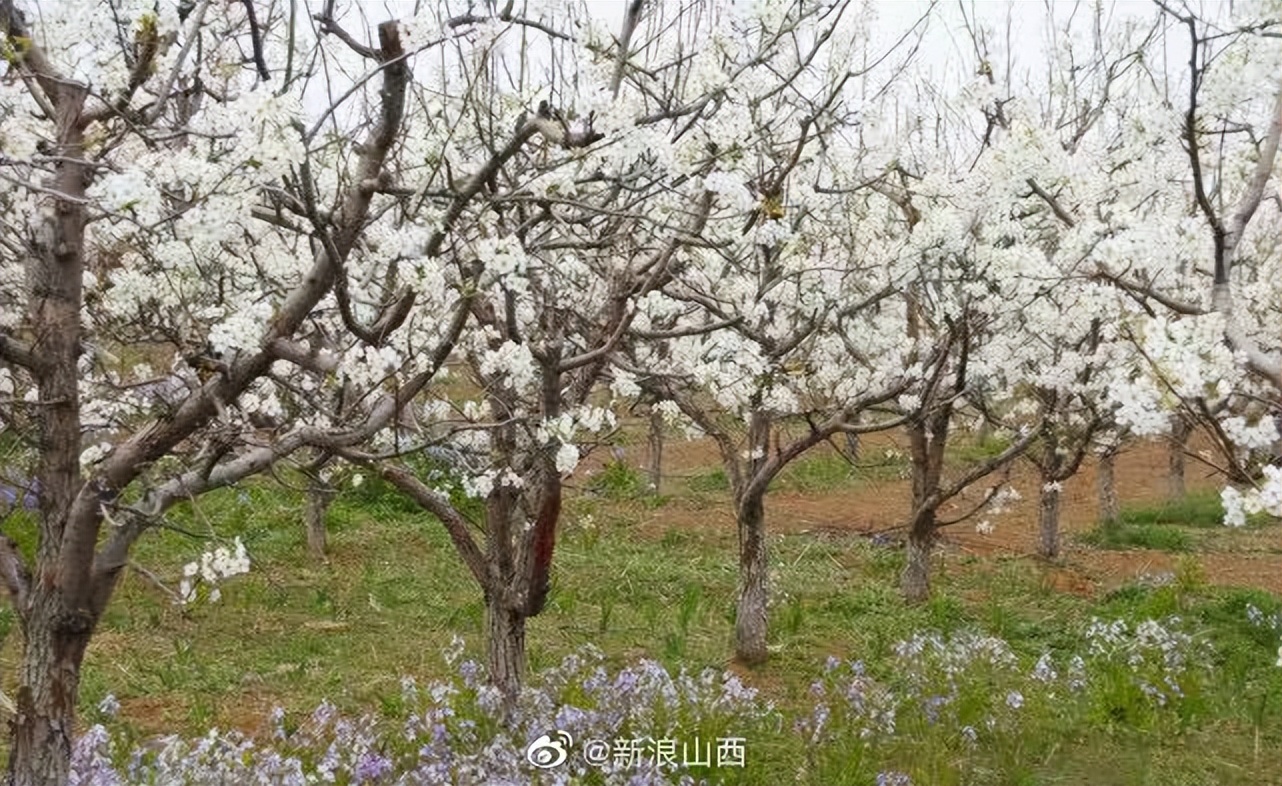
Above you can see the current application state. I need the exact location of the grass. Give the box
[585,458,654,500]
[1081,491,1272,553]
[680,449,908,498]
[1081,522,1195,552]
[1,461,1280,782]
[1119,491,1245,529]
[946,431,1013,464]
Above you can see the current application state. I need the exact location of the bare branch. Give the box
[929,420,1044,512]
[266,338,339,374]
[632,317,741,340]
[739,381,913,505]
[313,9,378,60]
[140,0,212,125]
[1024,177,1077,228]
[559,192,714,375]
[93,20,412,503]
[1090,265,1203,316]
[0,535,30,611]
[610,0,645,99]
[0,171,91,204]
[0,331,42,372]
[240,0,272,81]
[0,0,70,110]
[1210,78,1282,387]
[376,463,489,589]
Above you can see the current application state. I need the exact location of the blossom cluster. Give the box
[178,538,251,605]
[1222,464,1282,527]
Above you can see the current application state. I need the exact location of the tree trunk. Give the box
[734,492,769,666]
[1037,438,1065,559]
[903,409,947,606]
[6,592,93,786]
[8,84,93,786]
[305,483,337,561]
[485,595,526,719]
[844,431,861,463]
[1168,416,1190,501]
[1037,479,1062,559]
[902,512,934,604]
[647,408,663,495]
[1097,450,1120,526]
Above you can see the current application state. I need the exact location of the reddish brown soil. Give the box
[599,430,1282,596]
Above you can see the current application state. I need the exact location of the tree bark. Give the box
[305,483,337,561]
[902,511,934,604]
[903,407,948,605]
[734,491,769,665]
[844,431,861,463]
[6,67,92,786]
[485,595,526,717]
[1037,438,1064,559]
[1168,415,1190,501]
[1097,450,1120,526]
[6,591,93,786]
[647,407,663,495]
[1038,480,1063,559]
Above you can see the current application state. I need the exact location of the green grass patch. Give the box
[686,467,730,493]
[946,431,1013,464]
[773,452,858,493]
[1081,490,1277,552]
[1081,522,1194,552]
[585,458,651,499]
[1116,491,1235,529]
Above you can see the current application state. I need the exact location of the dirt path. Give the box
[599,430,1281,596]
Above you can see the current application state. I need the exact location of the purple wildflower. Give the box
[354,751,392,783]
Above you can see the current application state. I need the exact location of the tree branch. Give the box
[931,420,1044,511]
[313,8,378,59]
[0,534,31,611]
[1090,264,1203,316]
[1024,177,1077,227]
[85,19,415,593]
[266,338,339,374]
[610,0,645,99]
[0,331,42,372]
[559,191,714,375]
[0,0,69,110]
[140,0,212,125]
[377,463,488,589]
[240,0,272,81]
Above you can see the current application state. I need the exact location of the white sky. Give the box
[288,0,1229,134]
[343,0,1195,90]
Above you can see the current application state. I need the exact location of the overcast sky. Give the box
[354,0,1189,91]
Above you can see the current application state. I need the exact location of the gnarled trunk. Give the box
[1097,450,1119,526]
[1037,480,1062,559]
[7,79,93,786]
[1168,416,1190,501]
[485,595,526,718]
[903,408,948,605]
[305,483,337,561]
[1037,439,1064,559]
[7,590,94,786]
[844,431,861,463]
[902,510,935,604]
[734,492,768,665]
[647,408,663,495]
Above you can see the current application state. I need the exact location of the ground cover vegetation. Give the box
[0,0,1279,783]
[8,464,1281,785]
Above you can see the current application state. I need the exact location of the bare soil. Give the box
[601,430,1282,597]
